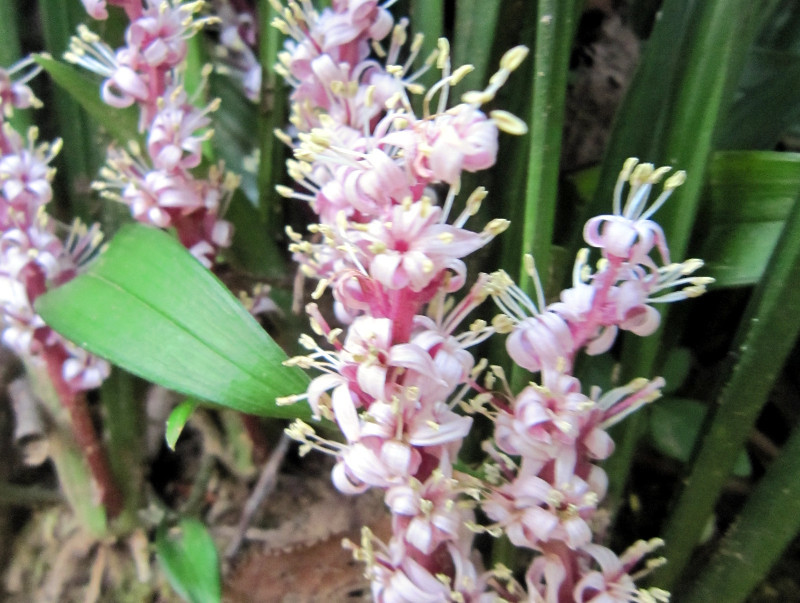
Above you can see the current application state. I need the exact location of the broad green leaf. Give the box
[156,518,221,603]
[34,54,140,146]
[166,400,199,451]
[36,224,310,419]
[660,347,692,395]
[702,151,800,287]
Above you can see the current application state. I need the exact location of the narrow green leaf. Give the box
[34,54,140,146]
[156,518,221,603]
[256,0,290,259]
[452,0,501,85]
[409,0,443,91]
[36,224,310,419]
[657,190,800,588]
[517,0,579,293]
[703,151,800,287]
[166,400,199,451]
[681,423,800,603]
[507,0,578,391]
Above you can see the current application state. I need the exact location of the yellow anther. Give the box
[271,17,289,34]
[436,38,450,69]
[490,110,528,135]
[499,45,529,72]
[466,186,487,214]
[649,165,672,183]
[664,170,687,189]
[630,162,654,185]
[276,184,295,198]
[411,33,424,54]
[484,218,510,236]
[449,64,474,85]
[461,90,492,105]
[492,314,514,333]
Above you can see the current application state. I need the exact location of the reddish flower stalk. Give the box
[0,60,122,518]
[42,344,124,518]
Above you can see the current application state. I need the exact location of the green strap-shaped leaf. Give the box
[681,422,800,603]
[658,187,800,589]
[36,224,310,419]
[156,518,221,603]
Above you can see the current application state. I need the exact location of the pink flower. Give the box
[0,61,40,116]
[573,541,669,603]
[147,89,215,171]
[423,105,499,185]
[506,312,575,373]
[366,200,486,292]
[582,159,685,267]
[484,451,605,550]
[494,371,592,460]
[385,470,465,554]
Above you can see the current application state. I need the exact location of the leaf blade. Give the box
[36,224,309,419]
[156,518,221,603]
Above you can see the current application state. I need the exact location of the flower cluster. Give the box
[69,1,236,267]
[471,160,710,601]
[0,60,110,392]
[270,0,531,599]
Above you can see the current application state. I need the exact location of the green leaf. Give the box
[209,71,259,202]
[34,54,140,145]
[156,518,221,603]
[658,178,800,589]
[702,151,800,287]
[716,48,800,150]
[224,188,284,277]
[36,224,310,419]
[409,0,443,91]
[681,423,800,603]
[166,400,199,451]
[660,347,692,395]
[649,398,751,477]
[452,0,502,90]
